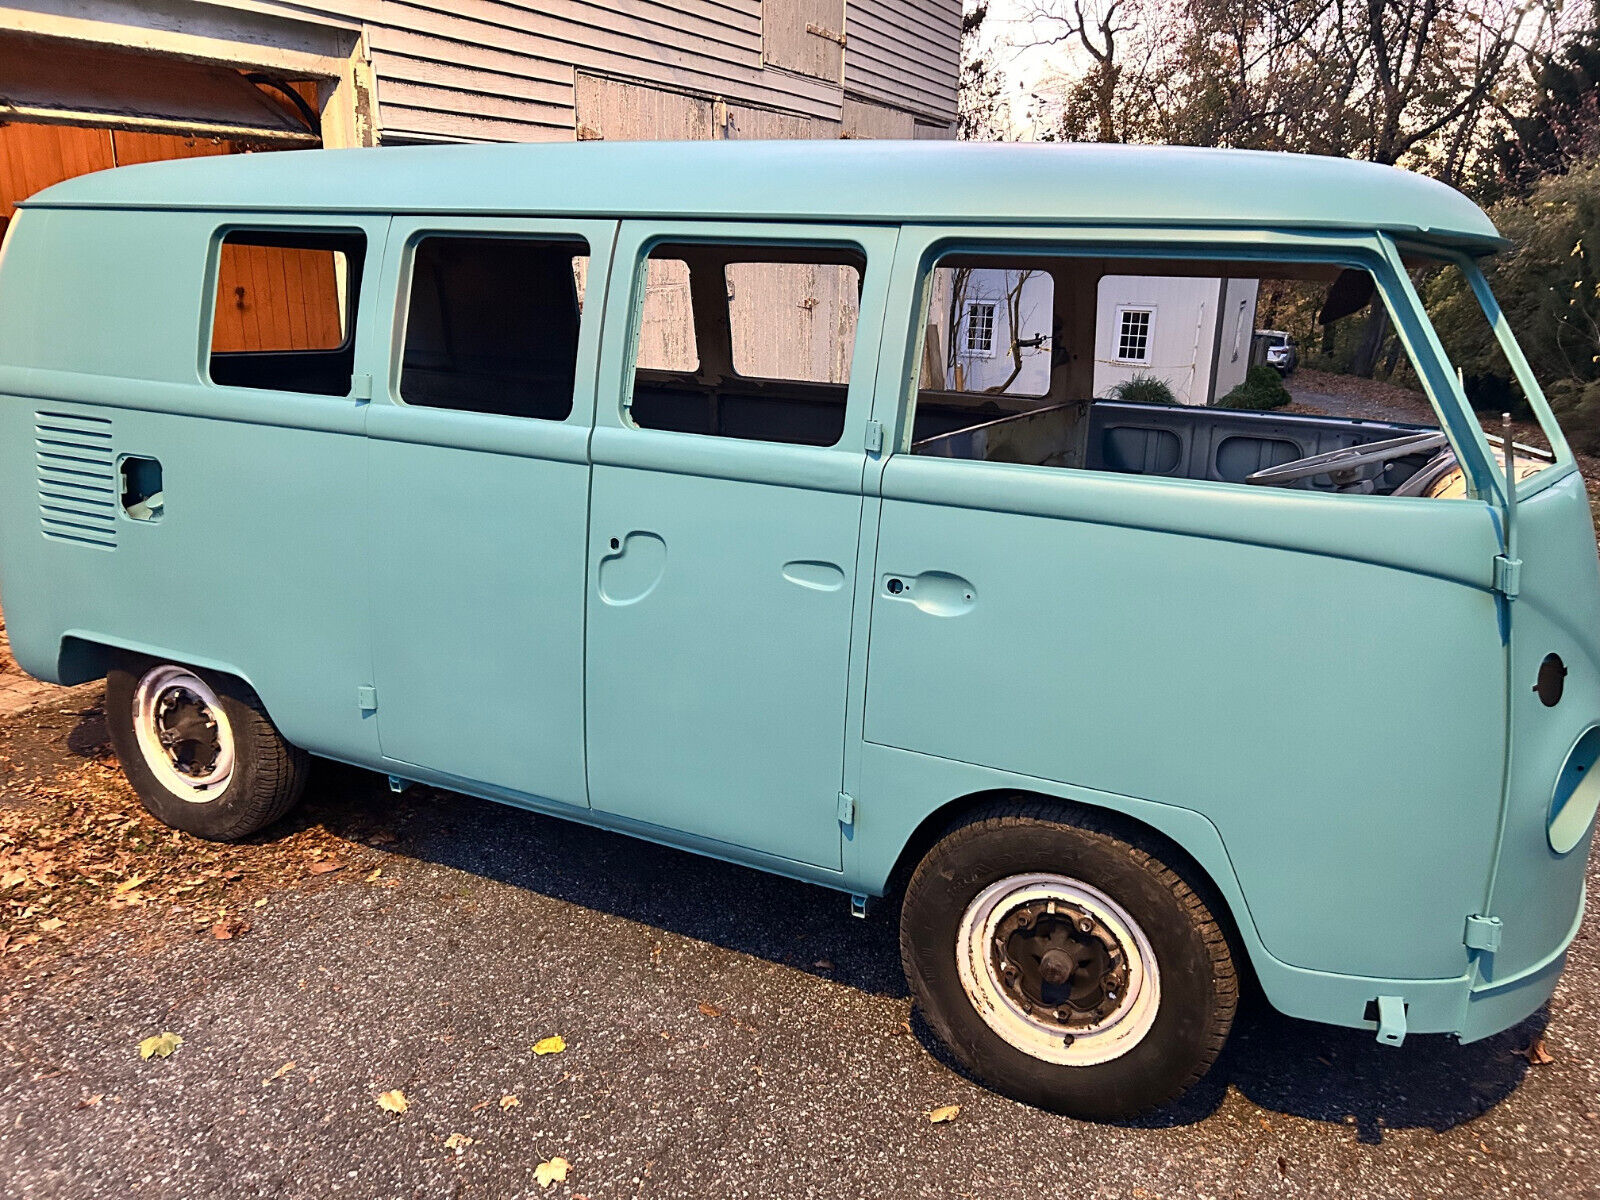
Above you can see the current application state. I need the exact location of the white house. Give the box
[1093,275,1258,405]
[932,266,1259,406]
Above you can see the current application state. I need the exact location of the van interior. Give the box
[631,246,1462,498]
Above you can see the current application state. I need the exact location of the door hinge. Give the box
[1464,913,1503,953]
[806,21,848,45]
[1492,554,1522,598]
[837,791,856,827]
[864,420,884,454]
[357,685,378,714]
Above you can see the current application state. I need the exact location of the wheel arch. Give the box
[58,633,258,693]
[879,788,1261,993]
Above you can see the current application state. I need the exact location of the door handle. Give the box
[881,571,976,616]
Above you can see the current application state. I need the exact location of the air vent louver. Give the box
[35,410,117,549]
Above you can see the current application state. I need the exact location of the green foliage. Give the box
[1421,158,1600,436]
[1548,378,1600,455]
[1490,31,1600,200]
[1220,366,1293,410]
[1109,373,1178,406]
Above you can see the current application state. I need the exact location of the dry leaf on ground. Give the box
[534,1035,566,1056]
[697,1002,724,1018]
[535,1157,571,1188]
[307,861,345,876]
[500,1094,521,1110]
[1520,1037,1556,1066]
[364,867,382,882]
[376,1089,409,1114]
[444,1132,473,1152]
[138,1032,182,1060]
[262,1061,296,1086]
[927,1104,961,1124]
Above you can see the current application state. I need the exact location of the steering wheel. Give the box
[1244,431,1449,489]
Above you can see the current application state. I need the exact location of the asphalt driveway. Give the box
[0,690,1597,1199]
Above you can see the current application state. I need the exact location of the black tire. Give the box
[106,656,309,841]
[900,798,1237,1120]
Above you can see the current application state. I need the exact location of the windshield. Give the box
[1416,259,1569,486]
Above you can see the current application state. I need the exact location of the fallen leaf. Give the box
[76,1094,103,1109]
[697,1002,724,1019]
[500,1094,521,1110]
[1519,1037,1556,1066]
[262,1061,296,1086]
[253,898,268,908]
[534,1035,566,1056]
[364,867,383,882]
[376,1089,409,1114]
[927,1104,961,1124]
[534,1157,571,1188]
[211,920,250,941]
[113,875,148,895]
[444,1132,474,1153]
[308,861,345,876]
[1,869,25,890]
[37,918,64,932]
[138,1032,183,1060]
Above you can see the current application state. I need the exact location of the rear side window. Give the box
[208,229,365,397]
[629,242,864,447]
[400,235,590,421]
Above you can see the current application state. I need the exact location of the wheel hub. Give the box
[153,687,223,779]
[991,899,1131,1029]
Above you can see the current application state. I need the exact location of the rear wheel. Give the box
[900,798,1236,1120]
[106,657,308,841]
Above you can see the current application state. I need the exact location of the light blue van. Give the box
[0,141,1594,1119]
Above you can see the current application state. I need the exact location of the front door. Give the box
[368,217,616,808]
[584,223,895,868]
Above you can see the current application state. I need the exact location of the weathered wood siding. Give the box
[842,0,961,124]
[238,0,956,142]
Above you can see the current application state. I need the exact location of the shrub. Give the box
[1109,373,1179,405]
[1220,365,1292,410]
[1548,377,1600,454]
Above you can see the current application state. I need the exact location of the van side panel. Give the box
[861,458,1507,983]
[0,208,382,765]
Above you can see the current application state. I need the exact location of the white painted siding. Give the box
[1092,275,1261,406]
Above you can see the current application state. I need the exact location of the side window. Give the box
[629,242,864,447]
[400,235,589,421]
[909,248,1475,501]
[209,229,365,397]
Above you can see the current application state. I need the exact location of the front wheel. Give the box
[106,657,309,841]
[900,799,1237,1120]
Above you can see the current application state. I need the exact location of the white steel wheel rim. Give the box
[131,665,236,802]
[955,872,1161,1067]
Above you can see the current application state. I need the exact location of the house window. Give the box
[208,228,365,397]
[399,235,589,421]
[1115,307,1153,362]
[963,301,998,356]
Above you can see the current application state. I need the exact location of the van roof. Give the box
[21,140,1505,251]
